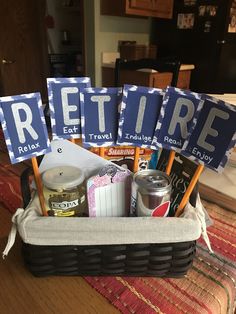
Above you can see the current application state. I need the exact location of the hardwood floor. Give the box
[0,135,118,314]
[0,236,118,314]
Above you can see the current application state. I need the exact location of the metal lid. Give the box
[134,170,171,193]
[42,166,84,191]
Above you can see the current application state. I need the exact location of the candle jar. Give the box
[42,166,88,217]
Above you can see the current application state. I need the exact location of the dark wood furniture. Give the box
[114,57,181,88]
[101,0,173,18]
[102,63,194,90]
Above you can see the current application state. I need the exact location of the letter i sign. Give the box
[0,93,51,164]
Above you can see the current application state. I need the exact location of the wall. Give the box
[46,0,60,53]
[47,0,83,53]
[47,0,151,85]
[84,0,96,84]
[84,0,151,86]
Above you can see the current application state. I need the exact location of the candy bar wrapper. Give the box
[90,146,154,171]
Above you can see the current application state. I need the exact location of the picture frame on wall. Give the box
[177,13,195,29]
[184,0,196,6]
[228,0,236,33]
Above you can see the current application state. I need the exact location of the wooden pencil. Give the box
[99,147,105,158]
[166,150,176,175]
[133,147,140,173]
[31,157,48,216]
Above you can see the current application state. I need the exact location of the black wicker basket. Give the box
[19,156,199,278]
[22,241,196,278]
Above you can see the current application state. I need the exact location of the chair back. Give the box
[49,53,76,77]
[114,57,181,88]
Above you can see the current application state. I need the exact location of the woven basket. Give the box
[15,188,201,278]
[18,144,200,278]
[22,241,196,278]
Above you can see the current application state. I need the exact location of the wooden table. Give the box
[199,94,236,212]
[0,207,118,314]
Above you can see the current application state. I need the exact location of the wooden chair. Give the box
[49,53,77,77]
[114,57,181,88]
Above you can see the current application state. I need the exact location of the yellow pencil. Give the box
[31,157,48,216]
[133,147,140,173]
[69,138,76,144]
[99,147,105,158]
[166,150,176,175]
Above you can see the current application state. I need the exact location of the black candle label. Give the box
[157,149,198,216]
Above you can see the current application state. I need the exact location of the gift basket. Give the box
[15,141,201,278]
[1,81,235,279]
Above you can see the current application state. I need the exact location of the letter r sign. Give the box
[0,92,51,164]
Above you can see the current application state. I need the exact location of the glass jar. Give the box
[42,166,88,217]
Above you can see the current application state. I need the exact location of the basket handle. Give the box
[20,167,33,208]
[20,156,43,209]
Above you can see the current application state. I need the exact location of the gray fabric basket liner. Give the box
[15,194,202,246]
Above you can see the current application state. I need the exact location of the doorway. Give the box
[46,0,86,78]
[0,0,86,102]
[0,0,49,102]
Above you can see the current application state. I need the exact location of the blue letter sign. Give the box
[152,87,202,151]
[47,77,91,140]
[0,93,51,164]
[80,87,122,147]
[182,95,236,172]
[117,85,163,149]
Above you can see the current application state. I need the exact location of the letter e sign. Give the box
[182,95,236,172]
[47,77,91,140]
